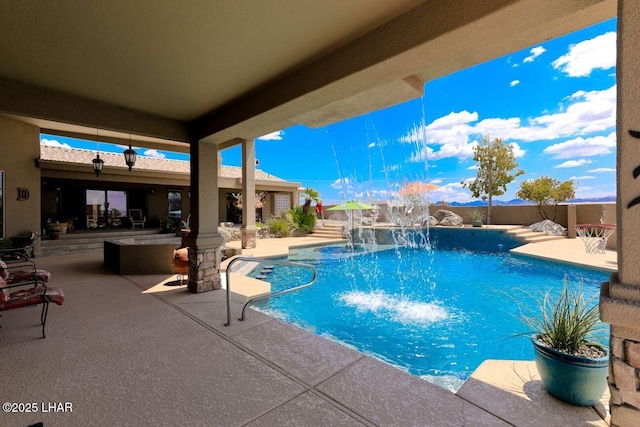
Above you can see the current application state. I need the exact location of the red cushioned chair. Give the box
[0,260,64,338]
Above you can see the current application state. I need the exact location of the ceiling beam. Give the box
[0,77,191,143]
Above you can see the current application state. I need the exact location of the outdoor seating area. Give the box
[0,234,615,425]
[0,259,64,338]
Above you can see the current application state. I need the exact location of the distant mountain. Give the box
[445,196,616,207]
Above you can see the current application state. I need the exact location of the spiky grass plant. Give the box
[521,275,605,355]
[267,216,292,238]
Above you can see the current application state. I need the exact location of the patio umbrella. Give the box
[327,201,374,226]
[397,181,440,197]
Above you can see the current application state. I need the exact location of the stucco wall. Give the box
[0,115,41,251]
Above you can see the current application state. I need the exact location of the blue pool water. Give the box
[250,241,610,390]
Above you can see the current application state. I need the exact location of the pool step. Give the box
[39,229,179,257]
[506,226,566,244]
[309,224,344,239]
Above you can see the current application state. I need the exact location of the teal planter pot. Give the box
[533,338,609,406]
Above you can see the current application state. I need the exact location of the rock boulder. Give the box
[433,210,463,226]
[529,219,566,236]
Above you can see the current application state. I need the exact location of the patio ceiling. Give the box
[0,0,615,150]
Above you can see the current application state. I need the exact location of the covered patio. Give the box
[2,1,640,425]
[0,236,612,426]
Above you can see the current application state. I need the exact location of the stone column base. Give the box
[187,247,221,293]
[241,226,257,249]
[608,334,640,426]
[600,278,640,426]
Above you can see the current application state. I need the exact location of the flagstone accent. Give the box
[188,247,221,292]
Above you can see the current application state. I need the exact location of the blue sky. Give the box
[42,18,617,205]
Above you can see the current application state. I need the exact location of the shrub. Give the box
[288,206,316,233]
[267,216,292,238]
[0,238,12,250]
[468,209,486,221]
[520,275,604,355]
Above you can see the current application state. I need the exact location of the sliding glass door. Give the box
[86,190,127,228]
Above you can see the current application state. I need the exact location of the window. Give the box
[274,193,290,214]
[168,190,182,219]
[86,189,127,228]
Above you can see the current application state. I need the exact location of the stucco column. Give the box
[599,2,640,425]
[241,139,258,249]
[185,140,223,292]
[567,204,577,238]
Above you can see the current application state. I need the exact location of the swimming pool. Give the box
[249,239,610,391]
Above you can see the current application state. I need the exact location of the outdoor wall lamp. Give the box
[123,135,137,171]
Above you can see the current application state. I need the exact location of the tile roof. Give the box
[40,145,288,182]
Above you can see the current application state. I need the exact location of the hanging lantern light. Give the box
[123,135,137,171]
[92,129,105,177]
[92,153,104,177]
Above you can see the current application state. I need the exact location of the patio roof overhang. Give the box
[0,0,616,147]
[38,159,301,193]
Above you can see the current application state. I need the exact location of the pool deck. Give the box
[0,226,615,426]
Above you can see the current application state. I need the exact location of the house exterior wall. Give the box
[0,115,41,252]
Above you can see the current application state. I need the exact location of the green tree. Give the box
[462,135,524,224]
[516,176,576,221]
[300,187,320,214]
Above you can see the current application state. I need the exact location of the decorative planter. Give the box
[49,223,68,234]
[471,219,483,227]
[532,337,608,406]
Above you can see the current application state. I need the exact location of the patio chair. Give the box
[129,209,146,229]
[0,260,64,338]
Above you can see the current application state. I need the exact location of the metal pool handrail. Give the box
[225,257,317,326]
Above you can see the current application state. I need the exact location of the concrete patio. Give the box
[1,232,614,426]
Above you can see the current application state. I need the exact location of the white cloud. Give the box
[402,84,615,164]
[462,177,476,185]
[402,111,479,162]
[552,32,616,77]
[510,80,520,87]
[331,177,355,193]
[40,138,71,148]
[257,130,284,141]
[427,182,475,204]
[574,185,615,199]
[368,142,376,148]
[526,86,616,138]
[588,167,616,173]
[570,175,596,180]
[555,159,593,168]
[467,165,477,170]
[523,46,546,63]
[543,132,615,159]
[430,179,443,184]
[384,164,403,173]
[510,142,525,158]
[143,149,166,159]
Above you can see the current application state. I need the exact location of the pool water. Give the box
[250,244,610,391]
